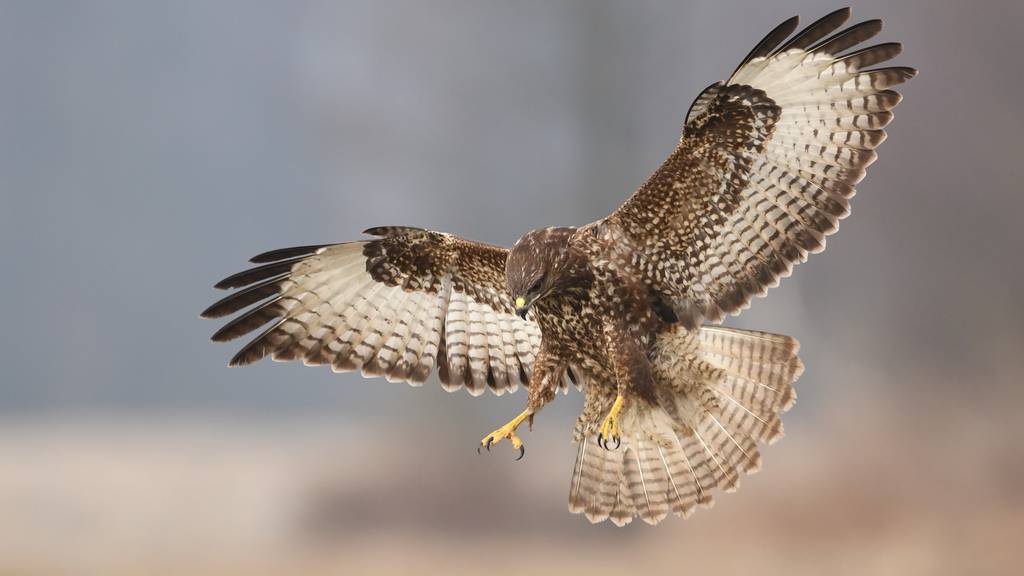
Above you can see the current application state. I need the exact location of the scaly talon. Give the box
[598,394,624,451]
[479,408,532,460]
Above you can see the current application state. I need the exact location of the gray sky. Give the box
[2,0,1022,422]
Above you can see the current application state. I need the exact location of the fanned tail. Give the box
[568,325,802,526]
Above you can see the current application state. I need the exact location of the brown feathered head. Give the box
[505,227,578,319]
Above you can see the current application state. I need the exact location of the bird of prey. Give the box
[203,8,914,526]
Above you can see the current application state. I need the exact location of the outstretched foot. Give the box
[479,408,532,460]
[598,394,624,450]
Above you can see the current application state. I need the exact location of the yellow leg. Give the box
[479,408,532,460]
[598,394,624,450]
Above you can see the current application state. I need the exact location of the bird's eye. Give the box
[528,277,544,294]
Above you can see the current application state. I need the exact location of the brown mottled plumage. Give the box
[203,8,914,526]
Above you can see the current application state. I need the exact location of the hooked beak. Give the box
[515,296,529,320]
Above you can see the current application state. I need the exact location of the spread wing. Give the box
[201,227,542,396]
[601,8,916,327]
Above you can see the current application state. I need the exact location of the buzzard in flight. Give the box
[203,8,914,526]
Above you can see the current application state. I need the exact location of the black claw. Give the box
[515,445,525,461]
[612,436,621,450]
[486,437,493,451]
[597,433,606,450]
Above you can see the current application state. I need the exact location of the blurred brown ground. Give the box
[3,377,1021,576]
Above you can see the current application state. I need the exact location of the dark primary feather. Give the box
[837,42,903,70]
[213,258,306,290]
[771,7,850,54]
[729,14,800,79]
[810,19,883,55]
[201,273,288,319]
[248,244,330,264]
[211,294,286,343]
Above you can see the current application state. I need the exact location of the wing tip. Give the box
[730,13,800,79]
[212,261,295,290]
[248,244,331,264]
[228,342,268,367]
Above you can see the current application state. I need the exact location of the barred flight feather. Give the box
[202,230,546,395]
[605,7,915,328]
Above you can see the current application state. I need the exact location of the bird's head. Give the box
[505,227,576,320]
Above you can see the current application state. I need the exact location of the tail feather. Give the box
[684,426,740,494]
[716,392,786,444]
[609,464,636,526]
[697,413,762,485]
[568,435,624,524]
[699,326,800,363]
[623,435,672,525]
[719,372,796,417]
[568,325,802,526]
[572,424,713,526]
[658,439,706,518]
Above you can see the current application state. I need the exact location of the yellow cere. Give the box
[515,297,526,308]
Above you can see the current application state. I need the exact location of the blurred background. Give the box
[2,0,1022,574]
